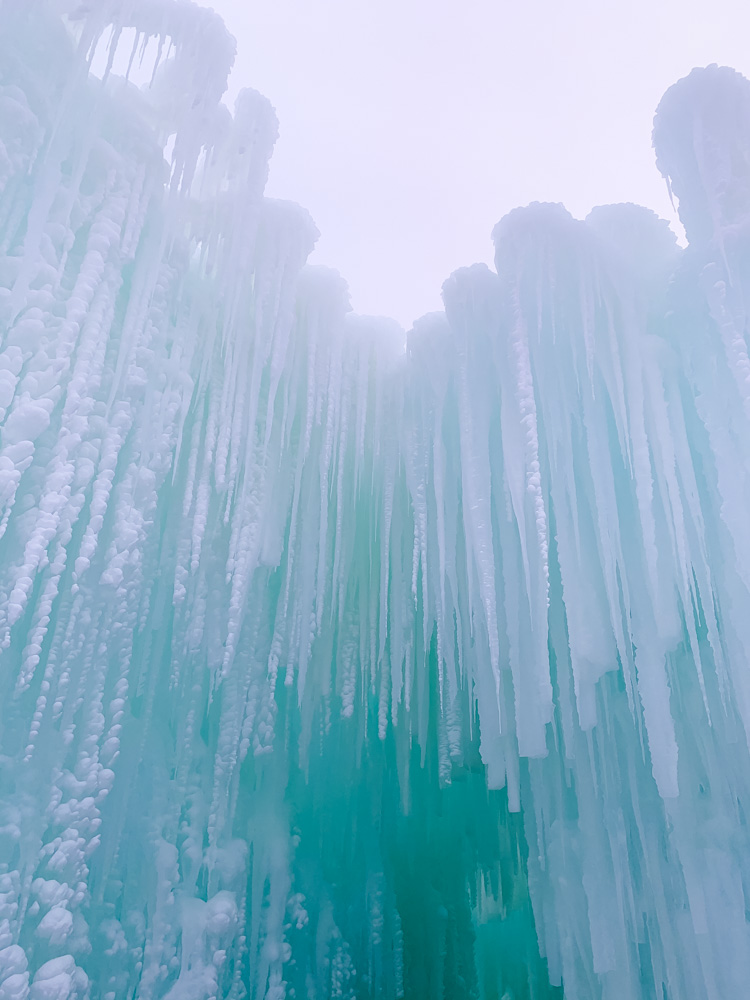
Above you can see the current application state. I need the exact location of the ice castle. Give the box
[1,3,750,999]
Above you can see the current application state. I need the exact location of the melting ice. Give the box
[1,3,750,999]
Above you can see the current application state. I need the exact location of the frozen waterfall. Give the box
[1,3,750,999]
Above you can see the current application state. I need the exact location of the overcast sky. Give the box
[198,0,750,327]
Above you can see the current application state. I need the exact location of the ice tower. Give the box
[0,3,749,999]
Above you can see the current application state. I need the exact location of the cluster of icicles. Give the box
[1,2,750,999]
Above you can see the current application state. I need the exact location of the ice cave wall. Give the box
[1,3,750,1000]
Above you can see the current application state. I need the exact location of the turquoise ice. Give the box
[1,3,750,999]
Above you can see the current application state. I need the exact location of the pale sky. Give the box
[198,0,750,327]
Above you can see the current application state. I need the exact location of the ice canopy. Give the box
[1,3,750,1000]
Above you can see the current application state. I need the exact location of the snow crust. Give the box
[1,3,750,999]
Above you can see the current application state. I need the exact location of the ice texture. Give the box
[0,3,750,999]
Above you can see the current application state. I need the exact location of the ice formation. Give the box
[1,2,750,999]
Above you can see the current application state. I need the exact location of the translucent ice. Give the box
[1,4,750,1000]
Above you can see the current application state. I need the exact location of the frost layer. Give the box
[0,3,750,1000]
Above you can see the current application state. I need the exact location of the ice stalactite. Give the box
[1,3,750,999]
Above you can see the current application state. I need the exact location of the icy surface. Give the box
[1,3,750,999]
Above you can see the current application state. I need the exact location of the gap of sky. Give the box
[198,0,750,327]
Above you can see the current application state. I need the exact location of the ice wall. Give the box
[1,3,750,998]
